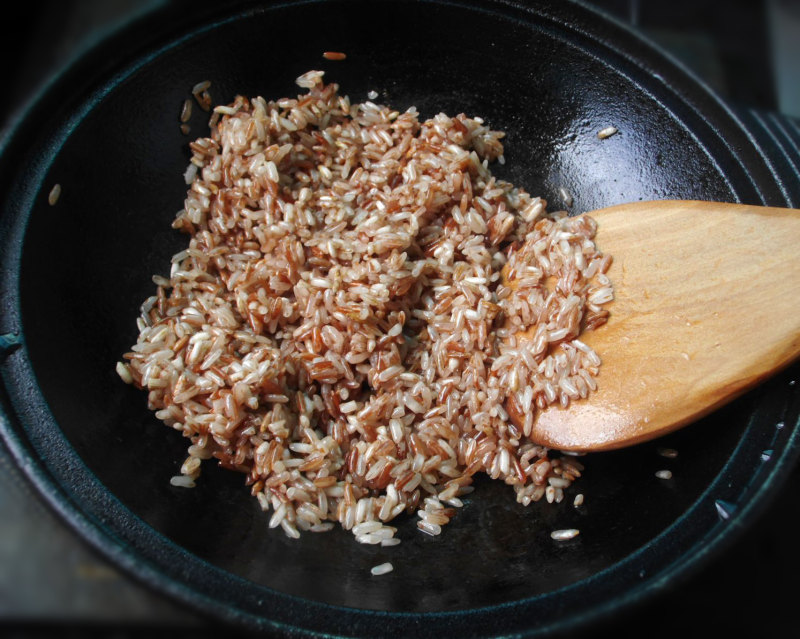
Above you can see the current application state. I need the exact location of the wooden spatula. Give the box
[513,200,800,452]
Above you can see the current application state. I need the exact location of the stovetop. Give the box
[1,1,799,637]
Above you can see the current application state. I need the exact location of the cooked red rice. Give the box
[118,70,613,544]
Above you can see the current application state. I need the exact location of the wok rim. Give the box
[1,1,799,636]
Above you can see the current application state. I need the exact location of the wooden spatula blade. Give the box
[529,200,800,451]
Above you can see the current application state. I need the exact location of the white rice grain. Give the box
[370,562,394,576]
[551,528,580,541]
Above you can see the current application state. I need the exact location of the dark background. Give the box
[1,1,799,637]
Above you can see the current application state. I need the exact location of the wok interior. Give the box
[16,0,765,615]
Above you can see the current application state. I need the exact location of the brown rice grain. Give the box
[597,126,618,139]
[48,184,61,206]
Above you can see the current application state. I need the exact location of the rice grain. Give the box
[48,184,61,206]
[371,562,394,576]
[597,126,618,139]
[551,529,580,541]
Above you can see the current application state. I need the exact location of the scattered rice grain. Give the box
[558,187,573,208]
[48,184,61,206]
[551,528,580,541]
[597,126,618,139]
[180,99,192,123]
[169,475,196,488]
[371,562,394,576]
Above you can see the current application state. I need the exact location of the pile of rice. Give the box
[117,70,613,545]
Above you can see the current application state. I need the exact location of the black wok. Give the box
[1,1,800,636]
